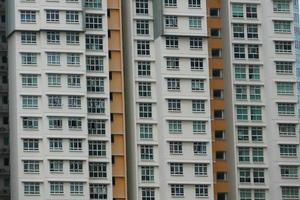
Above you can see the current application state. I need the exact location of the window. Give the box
[67,53,80,65]
[240,189,251,200]
[235,65,246,80]
[212,69,223,78]
[87,77,104,93]
[88,141,106,157]
[273,0,290,13]
[23,139,39,151]
[89,162,107,178]
[139,103,152,118]
[49,160,63,172]
[85,0,102,9]
[170,163,183,175]
[165,0,177,7]
[136,20,149,35]
[21,32,36,44]
[137,61,151,77]
[140,124,153,139]
[210,8,220,16]
[239,168,251,183]
[215,130,225,140]
[274,21,291,33]
[211,28,221,37]
[90,184,107,199]
[194,163,208,176]
[188,0,201,8]
[252,148,264,163]
[68,74,81,87]
[277,82,294,95]
[281,166,298,178]
[168,120,182,134]
[165,16,178,28]
[24,182,40,195]
[194,142,207,155]
[22,96,38,109]
[232,3,243,18]
[70,182,84,195]
[237,127,249,142]
[192,100,205,112]
[48,117,62,129]
[137,40,150,55]
[87,56,104,72]
[23,117,39,130]
[138,82,151,97]
[48,74,61,86]
[66,96,80,109]
[66,11,79,23]
[189,16,202,29]
[278,103,295,115]
[141,188,155,200]
[250,106,262,121]
[282,187,299,200]
[22,74,38,87]
[23,160,39,173]
[193,121,206,134]
[248,65,260,80]
[49,138,63,151]
[47,52,60,65]
[247,24,258,39]
[254,190,266,200]
[171,184,184,197]
[169,141,182,154]
[195,185,208,197]
[236,85,247,100]
[168,99,181,112]
[86,35,103,50]
[21,53,37,65]
[251,127,263,142]
[48,95,62,108]
[166,36,179,49]
[140,145,154,160]
[46,10,59,22]
[47,32,60,44]
[70,160,83,173]
[253,169,265,183]
[246,4,257,19]
[166,57,179,70]
[167,78,180,90]
[276,62,293,74]
[250,86,261,101]
[88,98,105,114]
[86,14,102,29]
[234,44,245,59]
[190,37,202,49]
[236,106,248,121]
[211,48,222,57]
[141,166,155,181]
[20,10,36,23]
[69,139,82,151]
[248,45,259,59]
[280,144,297,157]
[233,24,244,38]
[275,41,292,53]
[88,119,106,135]
[49,182,64,195]
[190,58,203,70]
[66,32,80,45]
[279,124,296,136]
[136,0,149,15]
[216,151,226,160]
[238,147,250,162]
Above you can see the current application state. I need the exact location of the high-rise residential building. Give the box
[294,0,300,120]
[222,1,300,200]
[123,0,214,199]
[207,1,230,200]
[6,0,127,199]
[2,0,300,200]
[0,0,9,199]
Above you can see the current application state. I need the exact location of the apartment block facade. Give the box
[222,0,300,200]
[0,0,299,200]
[6,0,127,199]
